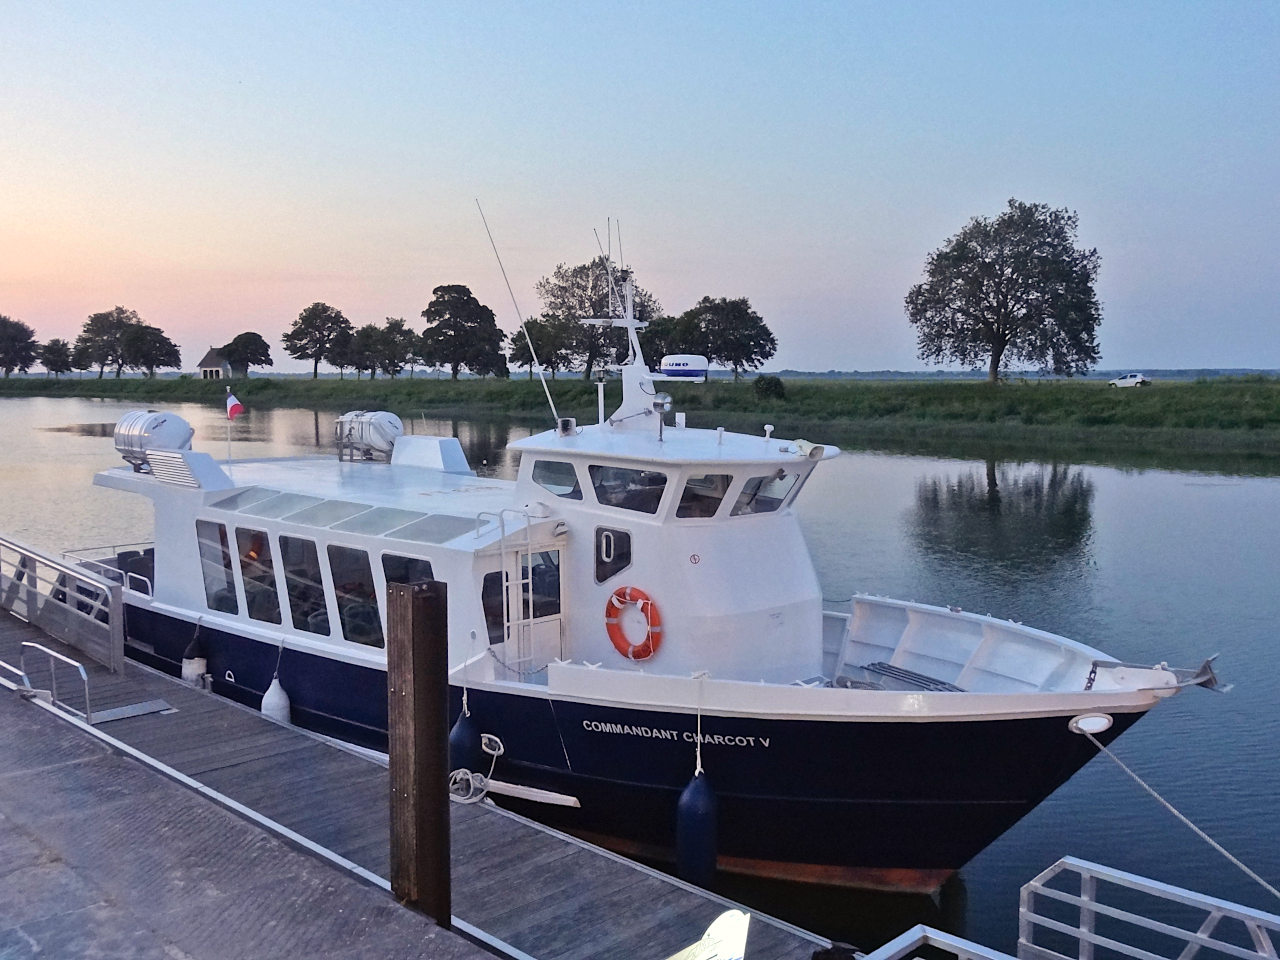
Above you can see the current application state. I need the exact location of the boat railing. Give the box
[0,533,124,672]
[63,541,156,597]
[1018,857,1280,960]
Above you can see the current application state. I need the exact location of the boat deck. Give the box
[0,612,826,960]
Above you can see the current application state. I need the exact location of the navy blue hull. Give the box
[125,603,1141,885]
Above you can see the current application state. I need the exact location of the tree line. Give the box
[0,306,183,379]
[282,256,778,381]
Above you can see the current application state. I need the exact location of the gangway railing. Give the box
[856,858,1279,960]
[16,640,93,723]
[1019,857,1280,960]
[0,534,124,672]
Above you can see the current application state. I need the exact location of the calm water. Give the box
[3,397,1278,951]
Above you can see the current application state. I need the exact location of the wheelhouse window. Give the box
[532,460,583,500]
[588,465,667,514]
[731,471,800,516]
[235,527,281,623]
[196,520,238,614]
[279,536,329,635]
[383,554,434,586]
[676,474,733,518]
[327,545,384,647]
[594,527,632,583]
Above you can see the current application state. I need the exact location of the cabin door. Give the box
[501,544,563,677]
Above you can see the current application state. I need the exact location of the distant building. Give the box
[197,347,245,379]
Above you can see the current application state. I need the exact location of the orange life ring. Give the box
[605,586,663,661]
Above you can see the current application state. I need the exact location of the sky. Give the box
[1,1,1276,373]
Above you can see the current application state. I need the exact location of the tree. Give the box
[905,199,1102,382]
[535,257,662,379]
[282,302,352,378]
[0,316,39,378]
[351,324,386,379]
[71,340,93,378]
[40,338,73,378]
[121,324,181,378]
[419,285,507,379]
[75,306,142,378]
[379,317,417,378]
[326,327,356,380]
[220,332,273,377]
[507,315,579,379]
[677,296,776,379]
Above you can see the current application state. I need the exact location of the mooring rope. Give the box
[1085,731,1280,904]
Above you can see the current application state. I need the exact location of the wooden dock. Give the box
[0,610,828,959]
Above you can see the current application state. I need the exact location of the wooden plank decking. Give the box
[0,612,827,960]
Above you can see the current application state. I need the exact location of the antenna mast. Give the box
[475,200,560,423]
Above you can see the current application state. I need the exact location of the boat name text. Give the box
[581,719,769,748]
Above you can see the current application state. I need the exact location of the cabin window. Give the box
[383,554,434,586]
[676,474,733,518]
[588,465,667,514]
[524,550,561,619]
[532,460,583,500]
[196,520,238,614]
[279,536,329,635]
[235,527,282,624]
[327,545,384,647]
[731,471,800,516]
[482,571,505,644]
[595,527,632,583]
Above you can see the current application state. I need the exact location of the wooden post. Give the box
[387,580,451,927]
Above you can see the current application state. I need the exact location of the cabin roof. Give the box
[510,422,837,466]
[97,455,517,546]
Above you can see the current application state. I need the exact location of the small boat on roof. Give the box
[80,279,1222,892]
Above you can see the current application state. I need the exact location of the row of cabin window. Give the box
[194,520,433,648]
[532,461,800,518]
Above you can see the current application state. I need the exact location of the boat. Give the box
[75,279,1222,892]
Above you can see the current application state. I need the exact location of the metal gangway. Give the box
[0,533,129,722]
[861,857,1279,960]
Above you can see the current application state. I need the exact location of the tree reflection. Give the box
[911,460,1095,593]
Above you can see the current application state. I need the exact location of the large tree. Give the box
[0,316,39,378]
[220,331,273,377]
[282,302,352,378]
[535,257,661,379]
[121,324,181,378]
[677,296,776,380]
[40,338,73,378]
[906,199,1102,382]
[419,285,507,379]
[75,306,142,378]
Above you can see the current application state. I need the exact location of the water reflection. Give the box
[909,460,1095,620]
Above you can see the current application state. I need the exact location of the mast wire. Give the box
[475,199,559,423]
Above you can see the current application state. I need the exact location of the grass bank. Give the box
[4,374,1279,473]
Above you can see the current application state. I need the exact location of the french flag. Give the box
[226,392,245,421]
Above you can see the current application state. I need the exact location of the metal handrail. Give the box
[62,540,156,564]
[1018,857,1280,960]
[19,640,92,723]
[125,572,154,596]
[862,924,1018,960]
